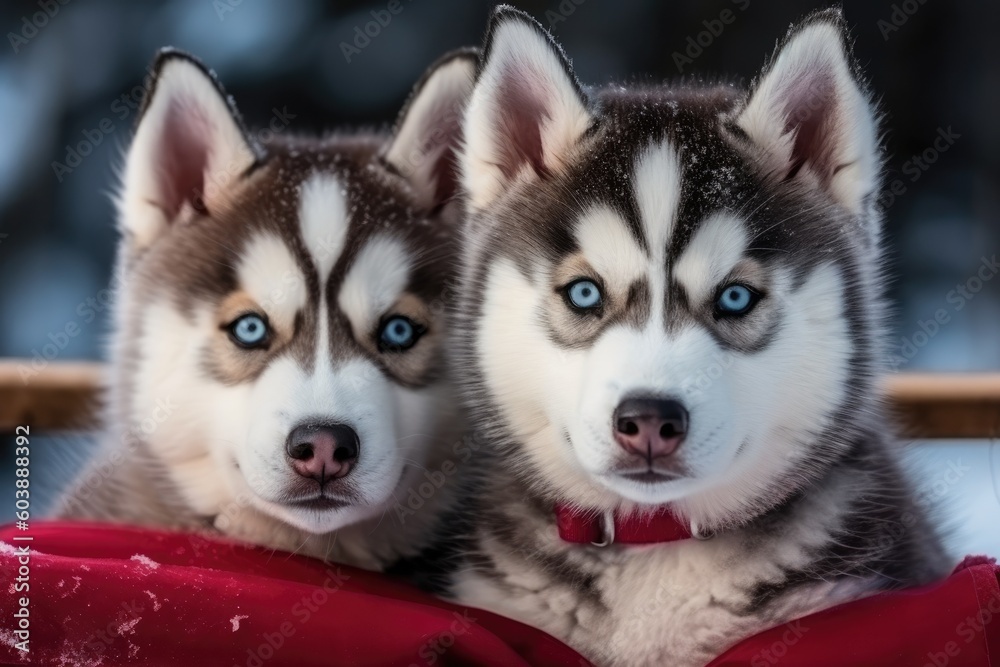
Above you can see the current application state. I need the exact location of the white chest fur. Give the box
[454,519,873,667]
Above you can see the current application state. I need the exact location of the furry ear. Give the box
[119,49,260,252]
[734,10,879,215]
[383,49,477,212]
[461,6,593,210]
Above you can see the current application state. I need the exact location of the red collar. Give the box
[555,504,694,546]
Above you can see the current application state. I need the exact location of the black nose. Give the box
[613,397,689,459]
[285,423,360,483]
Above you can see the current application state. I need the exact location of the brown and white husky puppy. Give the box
[449,6,947,665]
[57,47,476,571]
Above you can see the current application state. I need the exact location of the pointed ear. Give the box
[734,10,879,215]
[383,49,478,211]
[461,6,593,210]
[119,49,260,253]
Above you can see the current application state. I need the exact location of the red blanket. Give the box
[1,523,997,666]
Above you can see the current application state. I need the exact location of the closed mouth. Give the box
[617,470,682,483]
[286,495,351,511]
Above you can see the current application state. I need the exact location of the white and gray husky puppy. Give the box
[449,6,948,665]
[56,47,476,571]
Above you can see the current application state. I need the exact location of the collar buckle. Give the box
[591,511,615,547]
[690,521,715,541]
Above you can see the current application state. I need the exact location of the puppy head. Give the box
[459,8,881,528]
[113,49,475,534]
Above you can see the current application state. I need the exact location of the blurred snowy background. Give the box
[0,0,997,558]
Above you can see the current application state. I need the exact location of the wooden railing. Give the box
[1,362,998,439]
[1,362,105,432]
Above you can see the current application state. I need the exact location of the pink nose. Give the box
[613,398,688,460]
[285,423,359,484]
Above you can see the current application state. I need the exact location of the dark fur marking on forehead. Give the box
[623,279,651,329]
[474,85,754,278]
[277,136,456,384]
[129,130,457,386]
[663,281,695,335]
[287,298,319,371]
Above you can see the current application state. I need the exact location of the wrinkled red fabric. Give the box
[1,522,998,666]
[0,522,586,666]
[709,555,1000,667]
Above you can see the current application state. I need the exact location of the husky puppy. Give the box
[56,48,476,571]
[450,7,947,665]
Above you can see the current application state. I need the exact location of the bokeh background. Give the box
[0,0,997,555]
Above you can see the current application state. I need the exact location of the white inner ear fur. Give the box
[119,57,256,252]
[461,17,592,210]
[384,55,476,207]
[337,236,412,338]
[736,21,878,215]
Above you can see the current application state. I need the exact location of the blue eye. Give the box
[566,279,602,310]
[230,314,269,348]
[715,284,758,316]
[379,316,422,351]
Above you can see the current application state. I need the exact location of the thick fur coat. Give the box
[56,48,477,572]
[448,7,948,665]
